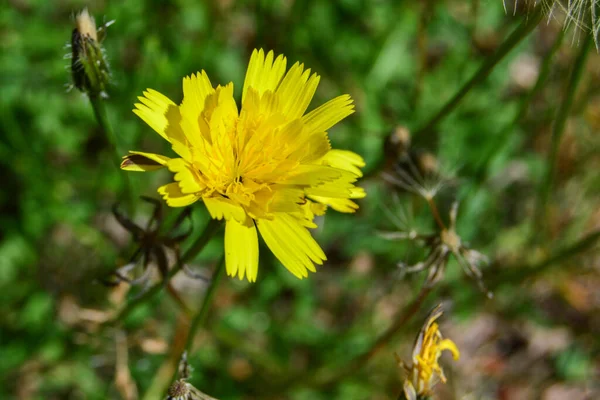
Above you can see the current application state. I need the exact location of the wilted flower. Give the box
[395,305,460,400]
[68,8,114,97]
[121,49,365,282]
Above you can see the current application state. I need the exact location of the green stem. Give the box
[469,0,480,38]
[411,0,434,109]
[89,95,119,161]
[89,95,135,212]
[315,285,431,387]
[472,28,566,184]
[275,285,432,391]
[108,218,222,325]
[184,256,225,353]
[492,230,600,289]
[144,257,226,400]
[534,32,593,237]
[414,6,543,140]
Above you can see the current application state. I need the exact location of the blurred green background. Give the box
[1,0,599,399]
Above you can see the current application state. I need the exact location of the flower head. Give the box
[395,305,460,400]
[121,49,365,282]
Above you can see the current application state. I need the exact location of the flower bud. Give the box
[70,9,112,97]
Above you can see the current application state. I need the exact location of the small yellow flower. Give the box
[121,49,365,282]
[395,305,459,400]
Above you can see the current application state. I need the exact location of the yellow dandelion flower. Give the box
[395,305,459,400]
[121,49,365,282]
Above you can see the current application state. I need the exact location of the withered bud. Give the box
[384,126,412,160]
[70,8,112,97]
[167,380,191,399]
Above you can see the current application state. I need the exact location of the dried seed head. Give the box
[167,380,191,399]
[166,352,219,399]
[383,199,492,297]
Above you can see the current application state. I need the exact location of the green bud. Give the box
[70,9,113,98]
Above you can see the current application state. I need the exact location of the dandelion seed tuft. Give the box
[504,1,600,49]
[383,199,492,296]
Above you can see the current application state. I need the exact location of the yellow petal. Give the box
[133,89,191,160]
[208,83,238,146]
[181,71,214,115]
[279,165,343,186]
[120,151,171,171]
[350,187,366,199]
[225,219,259,282]
[321,149,365,177]
[309,196,360,213]
[163,104,192,161]
[199,83,238,147]
[167,158,204,194]
[180,71,214,149]
[203,197,247,222]
[303,170,360,198]
[157,182,200,207]
[257,214,326,279]
[133,89,176,142]
[302,94,354,134]
[276,62,320,119]
[438,338,460,360]
[242,49,287,105]
[280,124,331,164]
[269,187,305,213]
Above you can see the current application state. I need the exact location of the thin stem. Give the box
[142,257,226,400]
[534,31,593,237]
[472,28,566,184]
[89,96,112,143]
[141,315,189,400]
[107,218,222,325]
[414,6,543,140]
[470,0,480,38]
[289,285,432,389]
[412,0,434,108]
[492,230,600,289]
[89,94,124,167]
[89,94,135,212]
[184,256,225,353]
[426,197,446,231]
[166,282,193,318]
